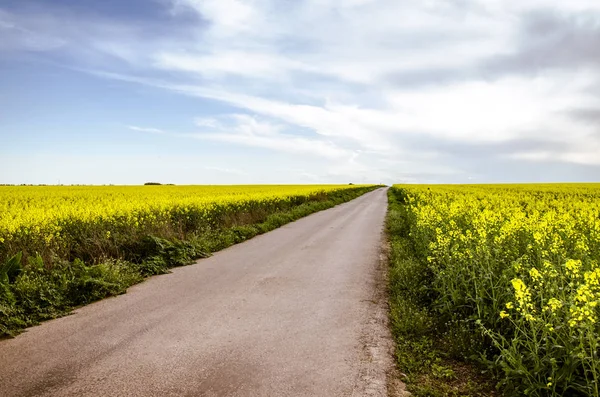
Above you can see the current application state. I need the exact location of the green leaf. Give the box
[0,252,23,284]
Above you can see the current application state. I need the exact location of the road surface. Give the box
[0,188,398,397]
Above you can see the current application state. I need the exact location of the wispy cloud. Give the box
[3,0,600,182]
[128,126,166,134]
[189,114,353,159]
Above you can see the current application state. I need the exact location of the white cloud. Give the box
[128,126,166,134]
[4,0,600,182]
[510,141,600,166]
[172,85,395,153]
[385,73,596,143]
[153,51,316,80]
[193,132,351,159]
[189,114,352,159]
[171,0,259,36]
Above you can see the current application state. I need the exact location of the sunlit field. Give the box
[0,184,376,336]
[388,184,600,396]
[0,184,369,263]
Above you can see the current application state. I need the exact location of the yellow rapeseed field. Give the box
[0,185,358,237]
[0,184,375,336]
[0,184,367,263]
[392,183,600,396]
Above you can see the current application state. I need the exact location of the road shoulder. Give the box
[351,215,410,397]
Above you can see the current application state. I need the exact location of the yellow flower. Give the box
[545,298,563,313]
[529,267,542,281]
[565,259,582,275]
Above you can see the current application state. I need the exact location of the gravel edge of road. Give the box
[350,210,411,397]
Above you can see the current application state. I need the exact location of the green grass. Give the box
[0,186,379,337]
[386,188,498,397]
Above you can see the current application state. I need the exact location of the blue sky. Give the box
[1,0,599,184]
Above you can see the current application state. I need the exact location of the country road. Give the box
[0,188,399,397]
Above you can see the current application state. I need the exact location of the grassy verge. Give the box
[386,187,497,396]
[0,186,378,337]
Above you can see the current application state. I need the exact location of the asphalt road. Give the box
[0,188,394,397]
